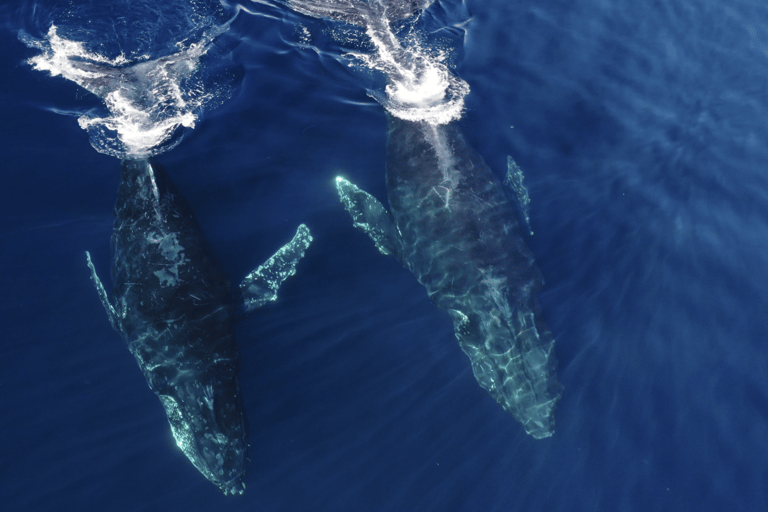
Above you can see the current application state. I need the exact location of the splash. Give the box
[351,21,469,124]
[22,22,233,159]
[283,0,469,124]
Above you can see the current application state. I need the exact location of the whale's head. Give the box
[158,377,248,495]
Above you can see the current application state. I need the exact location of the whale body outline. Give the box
[336,117,561,438]
[86,159,312,493]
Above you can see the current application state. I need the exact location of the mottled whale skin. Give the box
[337,117,561,438]
[87,159,312,493]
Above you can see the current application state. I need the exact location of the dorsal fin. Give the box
[503,156,533,235]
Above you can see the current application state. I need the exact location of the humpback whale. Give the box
[277,0,561,437]
[86,159,312,494]
[336,117,561,438]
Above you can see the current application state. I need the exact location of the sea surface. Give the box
[2,0,768,511]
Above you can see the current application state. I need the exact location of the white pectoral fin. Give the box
[240,224,313,312]
[334,176,403,259]
[85,251,121,332]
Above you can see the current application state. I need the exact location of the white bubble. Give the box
[24,23,230,158]
[345,14,469,125]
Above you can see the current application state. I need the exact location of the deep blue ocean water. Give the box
[2,0,768,511]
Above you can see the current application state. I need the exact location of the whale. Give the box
[336,116,561,438]
[86,159,312,494]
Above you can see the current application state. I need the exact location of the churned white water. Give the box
[22,22,232,158]
[352,24,469,124]
[282,0,469,124]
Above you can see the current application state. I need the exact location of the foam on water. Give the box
[281,0,469,124]
[352,22,469,124]
[22,21,232,159]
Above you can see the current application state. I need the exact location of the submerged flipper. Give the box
[240,224,313,312]
[85,251,122,332]
[335,176,403,259]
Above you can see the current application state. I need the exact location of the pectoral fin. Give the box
[335,176,403,259]
[240,224,313,312]
[85,251,122,332]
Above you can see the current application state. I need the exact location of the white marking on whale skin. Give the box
[154,269,179,286]
[424,124,460,210]
[202,383,215,412]
[141,160,166,227]
[427,185,452,209]
[197,305,227,322]
[147,160,161,203]
[145,231,189,286]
